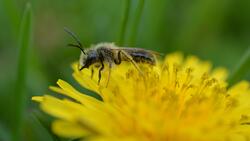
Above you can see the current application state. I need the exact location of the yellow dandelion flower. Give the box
[32,52,250,141]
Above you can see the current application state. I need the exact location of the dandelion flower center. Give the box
[32,52,250,141]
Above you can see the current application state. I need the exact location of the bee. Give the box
[64,28,158,86]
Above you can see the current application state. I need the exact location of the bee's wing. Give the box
[146,50,163,57]
[117,47,163,57]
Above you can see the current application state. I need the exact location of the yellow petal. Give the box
[31,96,44,102]
[50,79,104,110]
[40,95,77,121]
[52,120,89,138]
[73,72,100,94]
[211,67,228,81]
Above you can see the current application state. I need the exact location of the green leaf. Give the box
[228,47,250,86]
[11,3,32,141]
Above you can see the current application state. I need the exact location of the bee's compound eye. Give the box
[79,51,87,61]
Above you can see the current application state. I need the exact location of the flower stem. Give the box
[12,3,32,141]
[129,0,145,46]
[228,47,250,86]
[118,0,131,46]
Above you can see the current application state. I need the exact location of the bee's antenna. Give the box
[64,27,86,54]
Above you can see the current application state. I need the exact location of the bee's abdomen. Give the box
[131,52,156,65]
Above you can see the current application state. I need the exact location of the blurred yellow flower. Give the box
[32,52,250,141]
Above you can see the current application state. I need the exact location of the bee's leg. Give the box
[98,60,104,85]
[114,50,122,65]
[105,63,112,87]
[120,50,144,76]
[91,67,94,79]
[92,64,101,79]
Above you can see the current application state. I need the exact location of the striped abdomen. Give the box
[122,48,156,65]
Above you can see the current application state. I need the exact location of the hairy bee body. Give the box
[78,43,157,86]
[64,28,157,86]
[79,43,156,70]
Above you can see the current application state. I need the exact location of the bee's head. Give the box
[64,27,89,70]
[79,49,98,70]
[79,51,87,70]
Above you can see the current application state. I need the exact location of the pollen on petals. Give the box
[32,52,250,141]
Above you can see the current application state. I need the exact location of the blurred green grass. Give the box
[11,3,32,141]
[0,0,249,141]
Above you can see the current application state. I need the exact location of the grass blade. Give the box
[129,0,145,46]
[228,47,250,86]
[117,0,131,46]
[11,3,32,141]
[32,111,60,141]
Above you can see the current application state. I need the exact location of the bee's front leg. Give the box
[105,62,112,87]
[91,68,94,79]
[98,59,104,85]
[90,64,100,79]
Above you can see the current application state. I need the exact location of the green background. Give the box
[0,0,249,141]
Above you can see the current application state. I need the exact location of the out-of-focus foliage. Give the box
[0,0,249,141]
